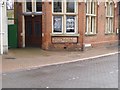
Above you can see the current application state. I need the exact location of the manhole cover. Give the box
[5,57,16,59]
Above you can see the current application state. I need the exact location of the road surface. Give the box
[2,54,118,88]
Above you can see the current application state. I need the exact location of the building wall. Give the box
[0,2,8,54]
[14,2,23,48]
[42,2,52,50]
[84,2,119,48]
[16,1,119,50]
[42,2,86,50]
[42,2,119,50]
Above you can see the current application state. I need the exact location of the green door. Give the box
[8,24,18,48]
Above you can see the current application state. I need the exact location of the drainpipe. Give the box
[0,1,3,54]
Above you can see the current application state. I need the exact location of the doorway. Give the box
[25,15,42,47]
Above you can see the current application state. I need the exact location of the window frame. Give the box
[85,0,97,35]
[65,15,78,34]
[34,0,42,12]
[25,0,32,12]
[52,15,64,34]
[105,1,114,34]
[24,0,42,13]
[52,0,78,35]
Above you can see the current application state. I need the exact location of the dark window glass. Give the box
[91,2,95,14]
[26,0,32,12]
[53,0,62,12]
[53,16,62,32]
[118,1,120,15]
[66,16,75,33]
[36,0,42,12]
[26,22,32,36]
[35,22,41,36]
[66,1,75,13]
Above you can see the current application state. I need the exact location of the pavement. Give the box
[1,46,119,73]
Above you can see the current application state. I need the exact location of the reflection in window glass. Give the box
[66,16,75,33]
[53,0,62,12]
[36,0,42,12]
[66,1,75,13]
[53,16,62,32]
[26,0,32,12]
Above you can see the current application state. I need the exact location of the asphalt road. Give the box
[2,54,118,88]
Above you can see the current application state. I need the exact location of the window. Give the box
[66,1,75,13]
[53,0,62,12]
[25,0,42,12]
[26,0,32,12]
[105,0,114,34]
[119,2,120,15]
[66,16,75,33]
[86,0,97,35]
[36,0,42,12]
[53,16,63,33]
[52,0,78,34]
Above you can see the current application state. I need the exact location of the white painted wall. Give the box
[0,1,8,54]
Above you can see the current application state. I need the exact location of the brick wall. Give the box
[42,2,52,50]
[84,2,118,48]
[42,2,86,50]
[16,2,119,50]
[15,2,23,48]
[42,2,119,50]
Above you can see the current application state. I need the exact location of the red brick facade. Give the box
[15,1,119,50]
[84,2,119,48]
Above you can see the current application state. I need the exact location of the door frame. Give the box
[24,15,42,48]
[8,18,18,48]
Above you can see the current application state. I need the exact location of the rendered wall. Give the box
[0,2,8,54]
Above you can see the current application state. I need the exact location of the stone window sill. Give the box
[105,33,115,35]
[85,33,97,36]
[50,33,80,37]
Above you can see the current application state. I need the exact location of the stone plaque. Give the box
[52,37,78,43]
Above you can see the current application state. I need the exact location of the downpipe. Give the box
[0,1,3,55]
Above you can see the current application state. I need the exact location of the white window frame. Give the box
[105,1,114,34]
[52,0,78,35]
[52,15,64,34]
[24,0,42,13]
[85,0,97,35]
[34,0,42,13]
[65,16,78,34]
[52,0,64,14]
[24,0,33,12]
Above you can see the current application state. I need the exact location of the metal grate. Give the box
[5,57,16,59]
